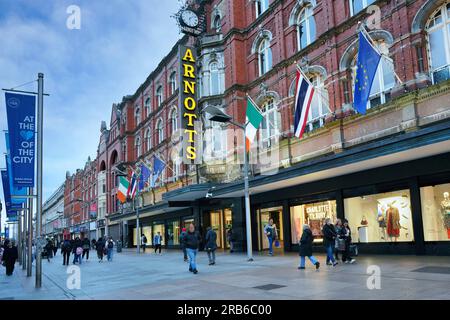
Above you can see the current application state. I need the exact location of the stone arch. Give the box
[288,0,317,26]
[339,29,394,71]
[255,90,281,106]
[251,29,273,54]
[99,160,106,172]
[110,149,118,167]
[412,0,448,33]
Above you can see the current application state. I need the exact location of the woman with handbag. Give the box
[298,225,320,270]
[339,219,356,264]
[334,219,343,261]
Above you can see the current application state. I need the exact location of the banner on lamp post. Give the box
[1,170,21,218]
[5,134,27,204]
[5,92,36,187]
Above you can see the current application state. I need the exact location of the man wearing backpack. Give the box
[106,237,114,261]
[154,232,162,255]
[61,238,72,266]
[141,234,147,253]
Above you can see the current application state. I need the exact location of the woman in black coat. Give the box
[2,240,18,276]
[298,225,320,270]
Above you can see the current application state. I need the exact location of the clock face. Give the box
[181,10,199,28]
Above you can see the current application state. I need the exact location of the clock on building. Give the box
[173,4,206,37]
[180,9,199,28]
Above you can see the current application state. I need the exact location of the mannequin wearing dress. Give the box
[386,203,400,241]
[441,192,450,239]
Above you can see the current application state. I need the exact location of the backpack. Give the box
[76,247,83,255]
[107,241,114,249]
[143,236,147,244]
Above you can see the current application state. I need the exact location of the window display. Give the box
[290,200,337,244]
[167,220,180,245]
[344,190,414,243]
[420,183,450,241]
[132,226,152,246]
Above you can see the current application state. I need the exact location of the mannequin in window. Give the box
[386,202,400,241]
[377,202,387,240]
[441,192,450,239]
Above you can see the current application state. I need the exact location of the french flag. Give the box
[293,70,315,139]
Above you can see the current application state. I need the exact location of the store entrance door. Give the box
[257,206,284,251]
[203,209,232,249]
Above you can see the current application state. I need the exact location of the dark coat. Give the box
[182,231,201,250]
[95,240,105,253]
[61,240,72,253]
[299,228,314,257]
[322,223,337,247]
[205,229,217,251]
[2,246,18,264]
[72,239,83,254]
[82,238,90,249]
[338,226,352,244]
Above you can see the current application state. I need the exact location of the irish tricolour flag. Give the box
[245,97,264,152]
[117,176,129,204]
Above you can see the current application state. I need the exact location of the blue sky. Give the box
[0,0,182,231]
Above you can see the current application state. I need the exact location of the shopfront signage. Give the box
[179,45,200,164]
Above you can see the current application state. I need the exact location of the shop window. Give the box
[132,226,152,246]
[167,220,180,245]
[290,200,337,245]
[420,183,450,241]
[426,3,450,84]
[153,223,165,245]
[344,189,414,243]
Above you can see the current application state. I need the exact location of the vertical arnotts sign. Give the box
[179,45,201,164]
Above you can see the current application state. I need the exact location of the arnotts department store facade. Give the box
[99,0,450,255]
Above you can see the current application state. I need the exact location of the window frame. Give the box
[296,6,316,51]
[156,118,164,145]
[258,38,272,76]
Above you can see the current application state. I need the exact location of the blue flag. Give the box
[138,162,151,191]
[5,133,27,204]
[150,156,166,188]
[353,31,381,114]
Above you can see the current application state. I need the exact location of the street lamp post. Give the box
[203,106,254,261]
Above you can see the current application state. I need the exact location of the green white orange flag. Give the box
[245,97,264,152]
[117,176,129,203]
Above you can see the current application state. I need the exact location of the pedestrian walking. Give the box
[2,240,18,276]
[322,218,338,266]
[263,218,278,256]
[141,234,147,253]
[339,219,356,264]
[226,228,234,253]
[0,245,4,266]
[61,238,72,266]
[44,239,54,262]
[91,238,97,250]
[153,232,162,255]
[334,219,343,261]
[181,223,201,274]
[298,224,320,270]
[96,237,105,262]
[205,227,217,265]
[106,237,114,261]
[180,228,188,262]
[82,237,90,260]
[52,239,58,257]
[72,237,83,265]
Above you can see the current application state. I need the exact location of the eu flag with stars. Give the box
[150,155,166,188]
[138,162,151,192]
[353,31,381,114]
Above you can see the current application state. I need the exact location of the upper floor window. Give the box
[297,6,316,50]
[144,97,151,117]
[426,3,450,84]
[135,107,141,126]
[258,38,273,76]
[259,97,279,148]
[209,61,222,95]
[305,74,329,132]
[135,136,141,158]
[256,0,269,18]
[156,118,164,144]
[145,128,151,152]
[213,15,221,33]
[169,72,177,96]
[156,85,163,107]
[351,40,396,109]
[350,0,375,16]
[169,107,178,134]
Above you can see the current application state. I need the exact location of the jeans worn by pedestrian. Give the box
[186,248,198,271]
[107,248,113,261]
[268,237,274,255]
[73,254,82,264]
[207,249,216,264]
[326,244,336,264]
[299,255,318,268]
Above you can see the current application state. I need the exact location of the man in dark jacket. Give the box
[298,224,320,270]
[179,228,188,262]
[322,218,338,266]
[61,238,72,266]
[2,240,18,276]
[82,237,90,260]
[181,223,201,274]
[96,237,105,262]
[205,227,217,265]
[44,239,54,262]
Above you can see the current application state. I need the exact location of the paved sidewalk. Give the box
[1,249,449,300]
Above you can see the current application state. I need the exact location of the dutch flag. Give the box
[293,70,315,139]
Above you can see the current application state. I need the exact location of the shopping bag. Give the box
[337,238,346,251]
[274,240,280,248]
[349,244,358,256]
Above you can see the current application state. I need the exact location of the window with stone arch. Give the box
[426,2,450,84]
[259,97,280,148]
[156,85,163,107]
[135,106,141,126]
[213,14,221,33]
[169,71,177,96]
[145,128,151,152]
[209,61,221,95]
[296,5,316,50]
[144,96,151,117]
[350,39,396,109]
[156,118,164,145]
[135,136,141,159]
[169,107,178,135]
[349,0,375,16]
[257,37,273,76]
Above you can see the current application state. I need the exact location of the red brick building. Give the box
[57,0,450,254]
